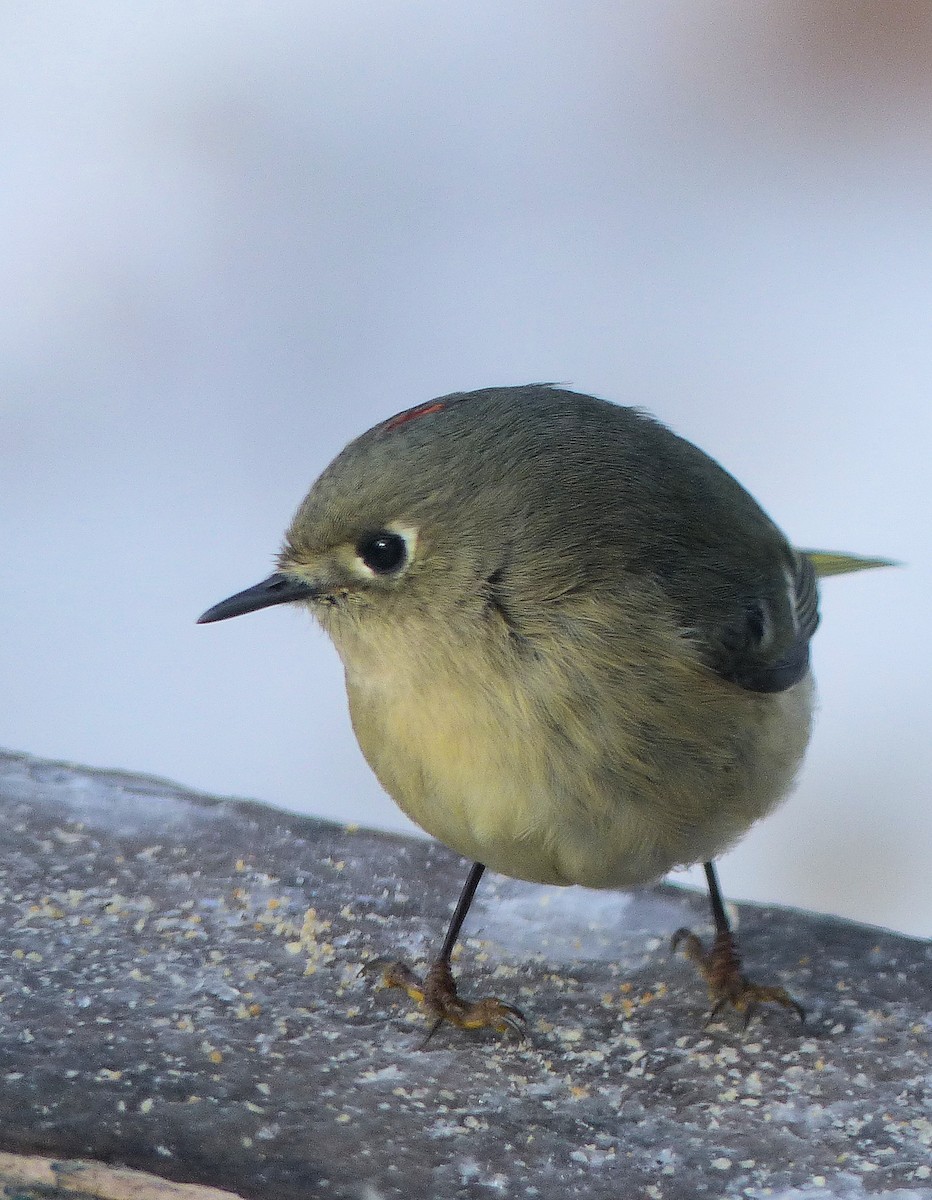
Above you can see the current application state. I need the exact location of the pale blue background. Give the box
[2,3,928,936]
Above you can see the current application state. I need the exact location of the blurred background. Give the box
[2,2,928,937]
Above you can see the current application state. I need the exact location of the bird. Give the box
[199,385,892,1036]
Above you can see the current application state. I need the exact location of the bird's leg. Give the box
[671,861,804,1025]
[371,862,525,1040]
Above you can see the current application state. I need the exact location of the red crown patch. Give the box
[381,400,447,433]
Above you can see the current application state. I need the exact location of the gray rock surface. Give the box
[0,750,928,1200]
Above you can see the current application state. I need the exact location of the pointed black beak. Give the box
[197,573,317,624]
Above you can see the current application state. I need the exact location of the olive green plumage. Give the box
[202,385,891,891]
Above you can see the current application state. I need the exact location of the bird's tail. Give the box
[799,550,898,578]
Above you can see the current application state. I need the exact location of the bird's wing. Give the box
[707,551,819,695]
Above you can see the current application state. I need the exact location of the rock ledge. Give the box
[0,750,928,1199]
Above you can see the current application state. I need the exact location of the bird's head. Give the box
[198,391,528,648]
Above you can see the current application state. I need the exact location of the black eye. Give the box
[357,531,408,574]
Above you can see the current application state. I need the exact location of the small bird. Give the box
[199,385,891,1035]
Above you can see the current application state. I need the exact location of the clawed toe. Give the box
[672,926,805,1026]
[362,958,428,1004]
[365,955,525,1041]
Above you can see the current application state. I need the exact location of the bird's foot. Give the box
[367,956,525,1042]
[671,927,805,1026]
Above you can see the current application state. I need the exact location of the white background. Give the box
[2,3,928,936]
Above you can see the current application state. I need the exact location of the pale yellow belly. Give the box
[344,654,813,891]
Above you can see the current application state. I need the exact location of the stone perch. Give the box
[0,750,927,1199]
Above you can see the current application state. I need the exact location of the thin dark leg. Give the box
[420,860,522,1041]
[703,860,730,936]
[372,859,522,1038]
[671,859,804,1024]
[438,862,486,963]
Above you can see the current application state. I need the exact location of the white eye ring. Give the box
[353,524,418,578]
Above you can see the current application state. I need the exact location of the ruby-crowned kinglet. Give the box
[200,385,891,1033]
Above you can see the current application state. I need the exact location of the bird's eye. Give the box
[356,531,408,575]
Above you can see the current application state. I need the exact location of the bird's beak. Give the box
[197,572,318,624]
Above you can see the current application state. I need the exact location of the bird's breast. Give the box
[344,642,581,884]
[334,614,814,890]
